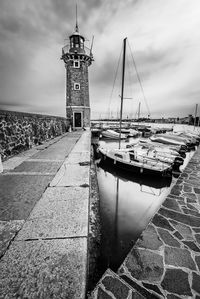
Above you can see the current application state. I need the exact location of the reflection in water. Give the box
[96,162,172,272]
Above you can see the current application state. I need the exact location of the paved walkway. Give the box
[0,130,91,298]
[90,146,200,298]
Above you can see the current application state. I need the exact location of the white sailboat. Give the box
[98,38,172,177]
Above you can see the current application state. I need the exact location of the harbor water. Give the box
[95,129,196,275]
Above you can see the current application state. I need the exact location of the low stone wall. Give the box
[0,110,69,160]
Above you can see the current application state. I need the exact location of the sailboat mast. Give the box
[138,102,141,120]
[119,37,127,149]
[137,101,141,128]
[194,104,198,130]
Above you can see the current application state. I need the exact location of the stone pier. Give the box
[90,146,200,298]
[0,130,91,298]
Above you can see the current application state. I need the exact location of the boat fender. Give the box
[140,167,143,173]
[114,159,116,165]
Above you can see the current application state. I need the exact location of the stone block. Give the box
[11,161,61,174]
[65,151,90,164]
[0,238,87,299]
[161,268,192,296]
[0,174,54,221]
[71,131,90,153]
[16,187,89,240]
[162,197,182,212]
[123,248,164,283]
[159,207,200,227]
[3,157,28,170]
[170,221,193,241]
[136,224,163,250]
[157,227,181,247]
[50,163,90,187]
[164,246,196,270]
[90,269,144,299]
[0,220,24,257]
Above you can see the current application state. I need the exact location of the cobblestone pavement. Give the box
[90,146,200,298]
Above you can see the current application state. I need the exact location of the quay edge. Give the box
[89,145,200,298]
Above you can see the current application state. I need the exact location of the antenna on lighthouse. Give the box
[90,35,94,56]
[75,4,79,32]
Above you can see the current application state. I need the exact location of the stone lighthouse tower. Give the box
[61,16,93,129]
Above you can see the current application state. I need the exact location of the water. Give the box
[95,134,195,274]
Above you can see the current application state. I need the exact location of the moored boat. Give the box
[172,132,199,146]
[98,146,172,177]
[150,134,187,147]
[98,38,173,178]
[97,160,172,189]
[138,139,187,157]
[125,143,184,170]
[152,133,196,150]
[101,129,127,140]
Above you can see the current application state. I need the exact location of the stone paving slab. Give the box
[0,131,90,298]
[0,238,87,299]
[11,161,62,174]
[89,269,145,299]
[50,163,90,187]
[65,151,91,164]
[71,130,91,153]
[31,135,81,160]
[16,186,89,240]
[28,158,64,162]
[3,149,38,170]
[0,220,24,257]
[0,174,54,221]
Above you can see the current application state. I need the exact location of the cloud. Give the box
[0,0,200,118]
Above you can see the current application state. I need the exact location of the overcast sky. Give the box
[0,0,200,119]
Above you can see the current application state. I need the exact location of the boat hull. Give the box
[99,150,172,177]
[97,160,172,188]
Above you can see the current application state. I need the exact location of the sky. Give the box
[0,0,200,119]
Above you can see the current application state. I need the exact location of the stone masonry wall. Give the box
[0,110,69,161]
[65,59,91,127]
[66,60,90,107]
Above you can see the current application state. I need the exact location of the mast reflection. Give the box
[96,160,172,272]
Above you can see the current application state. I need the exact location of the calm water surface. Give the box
[96,136,195,272]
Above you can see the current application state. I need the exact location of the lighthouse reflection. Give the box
[96,162,171,272]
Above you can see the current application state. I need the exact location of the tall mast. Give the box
[138,102,141,120]
[137,101,141,128]
[119,38,127,149]
[194,103,198,130]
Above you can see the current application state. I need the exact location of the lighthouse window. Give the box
[73,61,80,68]
[80,38,84,49]
[74,36,79,44]
[74,83,80,90]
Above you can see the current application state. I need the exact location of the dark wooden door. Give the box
[74,112,82,127]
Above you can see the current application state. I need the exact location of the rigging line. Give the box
[126,50,133,99]
[107,45,123,119]
[127,40,151,117]
[127,50,136,118]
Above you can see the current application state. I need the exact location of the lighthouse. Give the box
[61,15,93,130]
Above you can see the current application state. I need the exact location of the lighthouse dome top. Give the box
[69,30,85,40]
